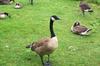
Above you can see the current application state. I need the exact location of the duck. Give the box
[14,3,22,9]
[26,15,60,66]
[79,1,93,15]
[71,21,92,35]
[0,12,11,19]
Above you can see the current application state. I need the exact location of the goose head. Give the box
[16,3,20,5]
[71,21,80,32]
[15,3,22,9]
[50,15,60,21]
[73,21,80,27]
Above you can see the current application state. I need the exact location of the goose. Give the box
[79,1,93,15]
[71,21,92,35]
[0,12,11,19]
[14,3,22,9]
[26,15,60,66]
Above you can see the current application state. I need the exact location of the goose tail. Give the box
[87,28,92,32]
[26,42,36,51]
[88,9,93,12]
[26,44,32,48]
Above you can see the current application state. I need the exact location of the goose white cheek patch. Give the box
[51,17,55,21]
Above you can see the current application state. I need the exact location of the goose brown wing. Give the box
[31,38,51,55]
[74,26,88,33]
[32,38,50,48]
[80,3,91,10]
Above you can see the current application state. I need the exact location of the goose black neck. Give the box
[50,19,56,38]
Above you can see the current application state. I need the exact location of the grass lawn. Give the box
[0,0,100,66]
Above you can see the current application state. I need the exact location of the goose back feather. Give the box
[30,37,58,56]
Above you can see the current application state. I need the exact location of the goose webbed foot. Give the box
[44,61,51,66]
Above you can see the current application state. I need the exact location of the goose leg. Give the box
[44,55,51,66]
[40,55,44,66]
[47,55,50,62]
[82,11,85,15]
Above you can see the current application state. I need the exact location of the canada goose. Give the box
[71,21,92,35]
[0,12,11,19]
[26,15,60,66]
[14,3,22,9]
[79,1,93,15]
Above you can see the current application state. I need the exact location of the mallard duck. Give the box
[71,21,92,35]
[26,15,60,66]
[0,12,10,19]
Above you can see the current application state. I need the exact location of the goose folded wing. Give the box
[32,38,50,48]
[74,26,88,33]
[80,3,91,9]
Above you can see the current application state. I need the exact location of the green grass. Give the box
[72,0,100,5]
[0,0,100,66]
